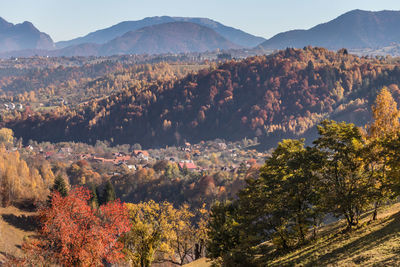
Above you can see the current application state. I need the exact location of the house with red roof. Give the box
[178,161,198,171]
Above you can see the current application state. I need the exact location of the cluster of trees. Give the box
[22,178,208,267]
[0,128,55,207]
[206,88,400,266]
[7,47,400,149]
[122,201,207,266]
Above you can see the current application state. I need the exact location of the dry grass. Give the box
[266,203,400,267]
[0,206,38,262]
[183,258,212,267]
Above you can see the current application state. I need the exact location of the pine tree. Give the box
[89,184,98,208]
[48,175,68,206]
[51,175,68,197]
[96,185,103,205]
[103,181,116,204]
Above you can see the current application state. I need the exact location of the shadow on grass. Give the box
[268,211,400,267]
[1,214,40,232]
[311,211,400,266]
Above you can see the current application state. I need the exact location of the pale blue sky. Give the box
[1,0,400,42]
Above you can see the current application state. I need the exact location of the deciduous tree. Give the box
[23,186,130,267]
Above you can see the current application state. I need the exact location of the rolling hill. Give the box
[0,17,54,53]
[5,47,400,149]
[56,16,265,48]
[260,9,400,50]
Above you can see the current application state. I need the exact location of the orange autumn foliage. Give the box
[23,187,130,266]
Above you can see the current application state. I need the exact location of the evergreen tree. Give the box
[89,183,98,208]
[48,175,68,205]
[103,181,116,204]
[96,185,103,205]
[51,175,68,197]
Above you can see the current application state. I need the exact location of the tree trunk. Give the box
[194,243,201,260]
[372,201,379,221]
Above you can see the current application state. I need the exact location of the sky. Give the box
[1,0,400,42]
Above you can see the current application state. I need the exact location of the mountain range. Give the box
[2,10,400,57]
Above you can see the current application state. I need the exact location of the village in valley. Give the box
[17,137,267,176]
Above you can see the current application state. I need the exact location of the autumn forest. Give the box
[2,6,400,267]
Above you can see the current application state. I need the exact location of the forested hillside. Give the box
[5,47,400,149]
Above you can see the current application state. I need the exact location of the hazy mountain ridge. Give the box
[260,9,400,50]
[56,16,265,48]
[98,22,241,55]
[4,10,400,57]
[0,17,54,53]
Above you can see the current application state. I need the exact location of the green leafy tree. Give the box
[238,139,320,253]
[206,200,241,266]
[314,120,373,228]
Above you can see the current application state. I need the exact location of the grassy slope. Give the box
[183,258,212,267]
[266,203,400,267]
[184,203,400,267]
[0,206,38,262]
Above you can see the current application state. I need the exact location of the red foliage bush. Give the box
[23,186,130,266]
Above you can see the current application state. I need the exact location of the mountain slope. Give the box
[99,22,240,55]
[56,16,265,48]
[260,10,400,50]
[0,17,54,53]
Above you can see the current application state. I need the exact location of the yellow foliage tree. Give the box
[122,201,175,267]
[369,87,400,139]
[0,128,14,145]
[367,87,400,220]
[0,147,52,206]
[122,201,206,266]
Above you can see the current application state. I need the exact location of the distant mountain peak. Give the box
[260,9,400,50]
[0,17,54,53]
[0,17,12,29]
[56,16,265,49]
[99,21,241,56]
